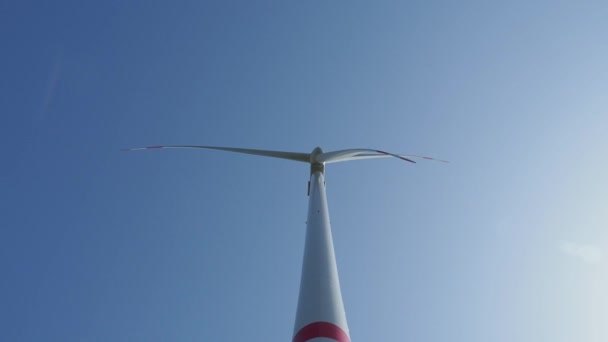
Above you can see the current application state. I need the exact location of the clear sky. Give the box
[1,1,607,341]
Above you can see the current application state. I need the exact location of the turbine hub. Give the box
[310,147,325,174]
[310,147,324,163]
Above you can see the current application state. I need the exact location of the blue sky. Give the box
[1,1,607,341]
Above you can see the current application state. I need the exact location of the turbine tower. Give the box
[124,145,446,341]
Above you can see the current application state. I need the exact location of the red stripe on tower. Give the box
[293,321,350,342]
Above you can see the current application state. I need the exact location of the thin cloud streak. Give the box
[559,240,604,264]
[37,51,63,121]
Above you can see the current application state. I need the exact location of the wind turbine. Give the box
[123,145,447,342]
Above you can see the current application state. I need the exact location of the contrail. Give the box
[36,51,62,122]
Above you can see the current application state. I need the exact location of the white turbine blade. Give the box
[335,153,450,163]
[122,145,310,162]
[317,149,417,164]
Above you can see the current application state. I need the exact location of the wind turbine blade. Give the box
[338,153,450,163]
[318,149,417,164]
[121,145,310,162]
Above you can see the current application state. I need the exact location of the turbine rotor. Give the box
[122,145,448,171]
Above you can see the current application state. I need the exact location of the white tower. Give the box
[293,168,350,342]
